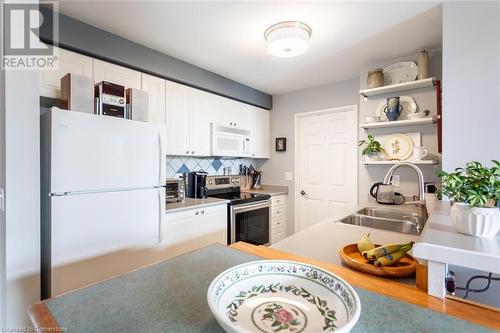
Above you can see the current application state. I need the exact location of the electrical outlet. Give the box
[391,174,400,187]
[285,172,293,181]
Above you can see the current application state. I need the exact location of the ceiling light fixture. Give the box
[265,21,312,58]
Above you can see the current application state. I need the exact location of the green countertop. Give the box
[46,244,494,333]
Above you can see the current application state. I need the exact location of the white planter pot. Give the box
[364,152,383,162]
[450,203,500,238]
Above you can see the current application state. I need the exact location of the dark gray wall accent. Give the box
[39,6,272,110]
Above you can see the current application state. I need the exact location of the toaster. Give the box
[166,178,184,203]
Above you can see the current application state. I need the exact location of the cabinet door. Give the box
[188,88,213,156]
[93,59,141,89]
[40,47,93,98]
[164,209,199,258]
[141,74,166,124]
[197,204,227,247]
[213,95,234,127]
[250,106,271,158]
[165,80,190,155]
[233,102,250,130]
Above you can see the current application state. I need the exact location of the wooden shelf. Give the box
[360,117,437,129]
[362,160,438,166]
[359,77,436,98]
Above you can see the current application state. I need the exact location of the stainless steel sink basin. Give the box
[339,213,421,235]
[356,207,419,222]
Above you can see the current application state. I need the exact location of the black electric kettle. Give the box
[370,182,405,205]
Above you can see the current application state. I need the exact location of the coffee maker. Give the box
[183,171,208,199]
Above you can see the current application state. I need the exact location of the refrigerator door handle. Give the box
[158,187,165,243]
[158,131,165,186]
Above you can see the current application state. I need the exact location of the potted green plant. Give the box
[358,134,384,161]
[437,160,500,238]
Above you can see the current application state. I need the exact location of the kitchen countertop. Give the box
[29,243,500,332]
[242,184,288,196]
[413,202,500,274]
[165,197,229,213]
[272,202,421,269]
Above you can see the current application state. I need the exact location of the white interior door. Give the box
[298,106,357,231]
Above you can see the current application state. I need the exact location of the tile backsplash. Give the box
[166,156,254,178]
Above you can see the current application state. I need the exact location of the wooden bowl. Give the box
[339,244,417,278]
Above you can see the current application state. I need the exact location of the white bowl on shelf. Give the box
[450,203,500,238]
[407,112,427,120]
[207,260,361,333]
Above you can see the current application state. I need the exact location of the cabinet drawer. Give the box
[271,195,286,206]
[166,203,226,220]
[271,230,286,243]
[271,216,285,228]
[272,207,285,218]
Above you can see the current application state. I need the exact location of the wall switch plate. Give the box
[285,172,293,181]
[391,175,400,187]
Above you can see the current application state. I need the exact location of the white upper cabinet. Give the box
[213,95,250,130]
[93,59,141,89]
[165,80,190,155]
[188,88,213,156]
[213,95,233,127]
[40,47,93,99]
[141,73,166,124]
[250,106,271,159]
[233,102,250,130]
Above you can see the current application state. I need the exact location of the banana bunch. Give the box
[356,234,414,267]
[373,242,414,267]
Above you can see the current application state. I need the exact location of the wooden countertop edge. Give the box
[28,302,60,330]
[229,242,500,330]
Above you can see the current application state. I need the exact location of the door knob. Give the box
[300,190,307,196]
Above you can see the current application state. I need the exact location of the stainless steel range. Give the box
[206,175,271,245]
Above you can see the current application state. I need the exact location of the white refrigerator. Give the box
[41,107,166,299]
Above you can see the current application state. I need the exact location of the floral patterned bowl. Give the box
[207,260,361,333]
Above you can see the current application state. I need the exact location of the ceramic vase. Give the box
[450,203,500,238]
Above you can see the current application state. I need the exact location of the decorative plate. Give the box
[382,134,414,160]
[376,96,418,121]
[207,260,361,333]
[383,62,418,85]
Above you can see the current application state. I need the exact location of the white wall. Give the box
[4,69,40,326]
[442,1,500,170]
[0,56,6,328]
[256,78,360,235]
[442,1,500,307]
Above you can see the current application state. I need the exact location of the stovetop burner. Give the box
[208,191,270,205]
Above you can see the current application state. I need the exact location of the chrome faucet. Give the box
[383,162,428,230]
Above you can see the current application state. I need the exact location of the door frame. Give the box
[293,105,358,233]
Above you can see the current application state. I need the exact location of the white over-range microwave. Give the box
[211,123,252,157]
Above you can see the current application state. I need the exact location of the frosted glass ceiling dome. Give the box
[265,21,312,58]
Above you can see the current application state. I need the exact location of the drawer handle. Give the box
[201,210,205,214]
[195,211,199,216]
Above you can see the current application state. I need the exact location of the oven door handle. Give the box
[231,200,270,213]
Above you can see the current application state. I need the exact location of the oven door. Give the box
[230,200,270,245]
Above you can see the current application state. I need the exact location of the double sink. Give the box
[338,207,424,235]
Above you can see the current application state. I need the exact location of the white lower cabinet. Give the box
[271,195,287,244]
[164,204,227,258]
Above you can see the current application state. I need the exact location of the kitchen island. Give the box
[29,243,499,332]
[272,203,420,266]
